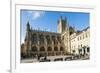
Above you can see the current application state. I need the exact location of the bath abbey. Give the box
[21,16,90,62]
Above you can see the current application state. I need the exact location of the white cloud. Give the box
[27,11,45,20]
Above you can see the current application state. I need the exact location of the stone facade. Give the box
[21,16,90,59]
[21,16,70,58]
[70,27,90,56]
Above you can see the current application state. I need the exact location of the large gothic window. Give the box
[40,47,45,51]
[60,47,64,51]
[47,47,52,51]
[54,47,58,51]
[32,46,37,52]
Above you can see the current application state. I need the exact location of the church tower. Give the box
[57,16,67,33]
[24,22,31,56]
[26,21,30,35]
[57,16,71,54]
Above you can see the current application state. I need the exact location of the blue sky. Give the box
[20,10,90,43]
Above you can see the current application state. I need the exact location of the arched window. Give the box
[60,47,64,51]
[54,47,58,51]
[40,47,45,51]
[32,46,37,52]
[47,47,52,51]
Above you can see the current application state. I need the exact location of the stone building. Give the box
[21,16,90,59]
[70,27,90,56]
[21,16,70,58]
